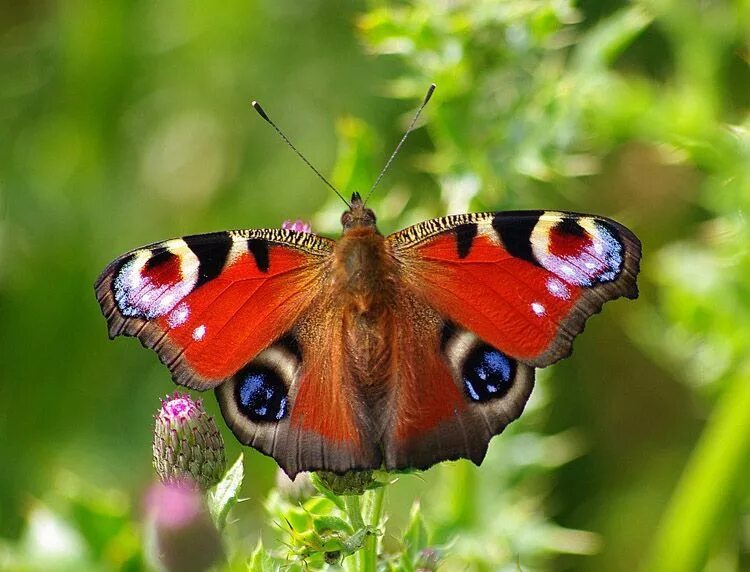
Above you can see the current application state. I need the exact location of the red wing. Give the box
[96,229,379,475]
[381,296,535,471]
[95,229,334,389]
[388,210,641,367]
[216,304,381,477]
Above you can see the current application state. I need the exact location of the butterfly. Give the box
[95,195,640,476]
[95,86,641,477]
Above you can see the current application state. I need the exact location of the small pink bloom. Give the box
[160,391,202,422]
[282,219,312,233]
[144,482,223,571]
[145,481,202,529]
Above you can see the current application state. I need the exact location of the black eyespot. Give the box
[234,365,288,422]
[462,344,516,402]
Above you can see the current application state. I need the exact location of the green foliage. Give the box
[358,1,652,204]
[208,454,245,531]
[264,481,381,570]
[0,476,142,571]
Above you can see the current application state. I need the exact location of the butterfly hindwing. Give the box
[380,294,535,470]
[95,229,334,390]
[389,210,641,367]
[216,307,383,476]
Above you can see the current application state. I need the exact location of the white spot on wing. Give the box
[192,324,206,341]
[531,302,546,316]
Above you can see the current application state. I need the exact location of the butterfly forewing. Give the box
[388,210,641,368]
[96,227,381,475]
[95,229,334,390]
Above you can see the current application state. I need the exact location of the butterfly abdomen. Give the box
[331,226,401,406]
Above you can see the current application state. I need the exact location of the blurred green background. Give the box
[1,0,749,570]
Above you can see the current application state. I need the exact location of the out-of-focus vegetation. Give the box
[0,0,748,570]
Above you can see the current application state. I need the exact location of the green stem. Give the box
[343,495,365,572]
[647,366,750,571]
[344,495,365,530]
[361,485,386,572]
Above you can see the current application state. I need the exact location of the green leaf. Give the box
[207,453,244,530]
[572,5,653,72]
[399,501,427,571]
[248,539,275,572]
[647,367,750,571]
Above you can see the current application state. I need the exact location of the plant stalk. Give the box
[361,485,386,572]
[648,366,750,571]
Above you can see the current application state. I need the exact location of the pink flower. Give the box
[159,392,201,422]
[144,481,223,572]
[145,481,202,528]
[282,219,312,233]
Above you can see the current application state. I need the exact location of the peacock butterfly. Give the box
[95,86,641,476]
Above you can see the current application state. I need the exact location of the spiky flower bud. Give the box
[153,392,226,490]
[316,470,376,496]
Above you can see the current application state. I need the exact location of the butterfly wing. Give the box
[379,210,640,469]
[379,293,535,470]
[215,301,383,476]
[95,228,379,475]
[388,210,641,367]
[95,229,336,390]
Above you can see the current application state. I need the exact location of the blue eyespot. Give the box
[462,345,515,402]
[235,366,288,422]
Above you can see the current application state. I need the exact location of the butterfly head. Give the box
[341,192,377,233]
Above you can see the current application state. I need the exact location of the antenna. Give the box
[251,100,350,207]
[363,83,436,206]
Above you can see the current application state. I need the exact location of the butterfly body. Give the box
[96,196,640,476]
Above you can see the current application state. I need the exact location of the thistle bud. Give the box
[153,392,226,490]
[316,470,376,496]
